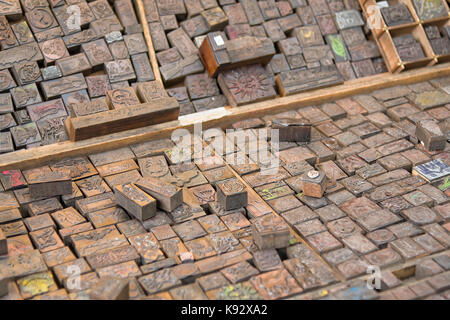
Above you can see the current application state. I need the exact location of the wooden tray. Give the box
[360,0,450,73]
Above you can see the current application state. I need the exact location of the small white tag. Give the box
[214,36,224,46]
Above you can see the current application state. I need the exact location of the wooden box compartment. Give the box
[423,19,450,62]
[360,0,449,73]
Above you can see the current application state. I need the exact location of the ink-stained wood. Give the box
[66,97,180,141]
[1,62,450,171]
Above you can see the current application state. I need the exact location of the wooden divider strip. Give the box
[1,62,450,171]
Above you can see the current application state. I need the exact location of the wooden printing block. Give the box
[11,21,34,45]
[216,178,248,211]
[252,214,290,250]
[167,28,198,59]
[66,98,179,141]
[81,39,114,68]
[0,229,6,257]
[69,100,109,118]
[301,170,328,198]
[430,37,450,55]
[160,55,205,85]
[381,4,414,27]
[11,61,42,86]
[0,132,14,154]
[113,0,138,27]
[28,171,72,199]
[225,24,252,40]
[132,53,155,82]
[0,113,16,131]
[157,47,182,66]
[104,59,136,83]
[160,15,179,32]
[185,73,220,100]
[0,42,43,71]
[136,81,168,102]
[106,87,140,109]
[199,31,230,77]
[334,9,364,30]
[218,64,276,107]
[271,118,311,142]
[10,122,42,147]
[0,69,16,92]
[114,183,156,221]
[89,276,129,300]
[41,73,87,100]
[412,0,448,21]
[86,74,111,98]
[226,36,276,66]
[276,65,344,96]
[416,120,446,151]
[135,177,183,212]
[201,7,229,31]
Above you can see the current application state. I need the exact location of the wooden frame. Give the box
[360,0,450,73]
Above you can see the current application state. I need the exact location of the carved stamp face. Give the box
[40,38,69,62]
[220,64,276,105]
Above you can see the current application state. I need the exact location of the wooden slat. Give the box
[1,62,450,170]
[135,0,162,83]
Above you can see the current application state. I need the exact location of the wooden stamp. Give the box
[276,65,344,96]
[81,39,114,68]
[114,183,156,221]
[252,214,290,250]
[301,170,328,198]
[201,7,229,31]
[132,53,155,82]
[216,178,248,211]
[105,59,136,83]
[106,87,140,109]
[135,177,183,212]
[11,61,41,86]
[167,28,198,59]
[160,54,205,84]
[40,73,87,100]
[381,3,414,27]
[66,98,179,141]
[28,171,72,199]
[416,120,446,151]
[218,64,276,107]
[271,118,311,142]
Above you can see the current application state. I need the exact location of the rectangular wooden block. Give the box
[252,214,290,250]
[114,183,156,221]
[271,118,311,142]
[216,178,248,211]
[66,97,179,141]
[276,65,344,96]
[28,171,72,199]
[416,120,446,151]
[135,177,183,212]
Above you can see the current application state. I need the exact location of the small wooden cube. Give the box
[89,276,129,300]
[301,170,328,198]
[28,171,72,199]
[114,183,156,221]
[271,118,311,142]
[216,178,248,211]
[135,177,183,212]
[416,120,446,151]
[0,230,7,257]
[252,214,290,250]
